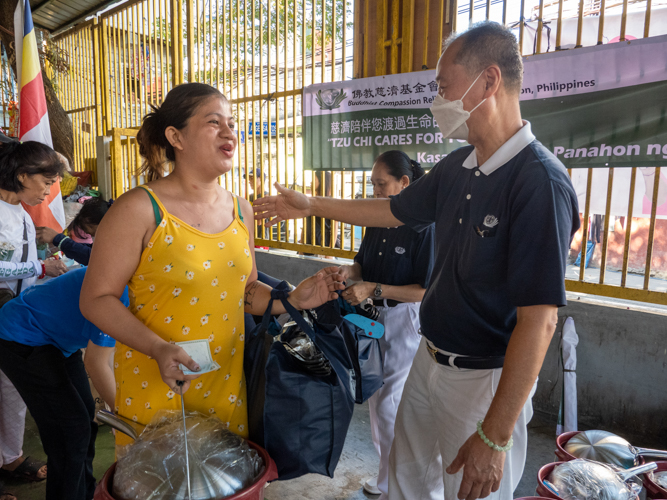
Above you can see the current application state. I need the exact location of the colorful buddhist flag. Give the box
[14,0,65,232]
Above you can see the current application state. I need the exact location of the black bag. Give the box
[261,284,356,480]
[243,293,282,446]
[0,289,15,309]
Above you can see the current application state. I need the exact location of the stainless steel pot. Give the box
[565,430,667,469]
[98,410,263,500]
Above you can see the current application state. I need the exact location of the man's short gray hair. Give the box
[442,21,523,95]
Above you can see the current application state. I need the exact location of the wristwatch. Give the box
[374,283,382,298]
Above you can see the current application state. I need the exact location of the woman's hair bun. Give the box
[410,159,425,180]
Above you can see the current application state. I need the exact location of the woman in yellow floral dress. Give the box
[80,83,343,443]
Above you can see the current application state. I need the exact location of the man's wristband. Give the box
[477,420,513,452]
[38,260,46,280]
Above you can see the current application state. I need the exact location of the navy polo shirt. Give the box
[390,123,580,357]
[354,224,435,288]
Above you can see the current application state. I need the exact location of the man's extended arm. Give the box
[252,183,403,228]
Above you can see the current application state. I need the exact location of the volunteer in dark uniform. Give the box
[338,151,434,497]
[253,21,580,500]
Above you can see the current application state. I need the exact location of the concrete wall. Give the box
[255,250,667,447]
[536,300,667,448]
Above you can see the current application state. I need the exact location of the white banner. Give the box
[304,34,667,117]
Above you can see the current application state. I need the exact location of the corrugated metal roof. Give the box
[29,0,124,33]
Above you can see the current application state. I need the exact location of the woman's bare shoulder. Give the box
[113,186,153,208]
[105,186,156,226]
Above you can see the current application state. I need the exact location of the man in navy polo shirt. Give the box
[253,21,579,500]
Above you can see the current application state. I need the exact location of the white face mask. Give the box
[430,70,487,141]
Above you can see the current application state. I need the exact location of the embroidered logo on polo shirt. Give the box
[483,215,499,228]
[395,246,406,254]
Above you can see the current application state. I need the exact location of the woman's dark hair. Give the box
[137,83,227,181]
[374,150,425,183]
[0,141,66,193]
[69,197,113,235]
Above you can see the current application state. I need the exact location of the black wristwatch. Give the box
[374,283,382,298]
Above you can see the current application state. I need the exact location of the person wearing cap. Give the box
[246,167,288,243]
[337,150,434,497]
[245,167,269,203]
[253,21,579,500]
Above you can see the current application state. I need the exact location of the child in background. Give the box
[36,197,113,265]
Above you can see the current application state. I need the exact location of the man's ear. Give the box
[165,126,184,152]
[483,65,502,98]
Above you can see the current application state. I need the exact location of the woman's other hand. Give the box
[288,266,345,309]
[150,341,202,393]
[43,258,68,277]
[342,282,375,306]
[36,226,59,245]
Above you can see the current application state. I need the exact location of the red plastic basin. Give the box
[535,462,564,499]
[94,440,278,500]
[643,461,667,499]
[555,431,581,462]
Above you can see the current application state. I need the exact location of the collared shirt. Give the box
[390,122,580,357]
[462,121,536,174]
[354,224,435,289]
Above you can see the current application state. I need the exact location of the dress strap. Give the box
[138,186,163,226]
[234,195,244,223]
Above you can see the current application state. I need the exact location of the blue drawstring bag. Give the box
[261,284,355,480]
[314,297,385,404]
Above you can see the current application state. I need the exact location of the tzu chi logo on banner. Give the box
[315,89,348,111]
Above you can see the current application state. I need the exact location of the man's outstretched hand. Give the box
[253,183,312,227]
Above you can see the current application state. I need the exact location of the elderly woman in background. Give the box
[0,138,68,500]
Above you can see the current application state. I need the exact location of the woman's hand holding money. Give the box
[150,340,202,392]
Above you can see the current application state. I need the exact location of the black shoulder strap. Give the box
[16,217,29,295]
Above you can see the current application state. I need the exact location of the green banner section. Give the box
[526,80,667,168]
[304,109,468,170]
[304,80,667,171]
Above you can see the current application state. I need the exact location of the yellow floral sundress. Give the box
[114,186,252,443]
